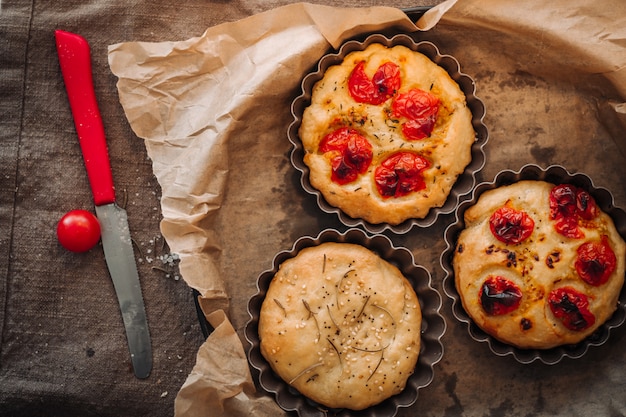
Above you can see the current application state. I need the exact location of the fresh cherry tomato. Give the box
[57,209,101,253]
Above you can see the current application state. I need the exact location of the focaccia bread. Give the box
[258,242,422,410]
[454,180,626,349]
[299,43,475,225]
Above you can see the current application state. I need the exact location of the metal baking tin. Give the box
[244,228,446,417]
[287,33,488,234]
[440,164,626,364]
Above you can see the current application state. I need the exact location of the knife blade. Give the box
[55,29,152,379]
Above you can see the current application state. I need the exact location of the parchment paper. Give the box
[107,1,626,416]
[418,0,626,157]
[108,4,418,416]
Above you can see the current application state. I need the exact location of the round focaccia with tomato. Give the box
[453,180,626,349]
[299,43,475,225]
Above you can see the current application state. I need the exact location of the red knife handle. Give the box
[55,30,116,206]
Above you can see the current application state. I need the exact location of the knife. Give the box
[55,30,152,379]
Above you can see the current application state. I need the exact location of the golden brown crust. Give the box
[453,180,626,349]
[258,242,421,410]
[299,43,475,225]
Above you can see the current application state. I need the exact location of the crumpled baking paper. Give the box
[107,1,626,415]
[109,4,418,416]
[418,0,626,157]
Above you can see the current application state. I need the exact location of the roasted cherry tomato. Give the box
[575,236,617,286]
[319,127,373,185]
[479,276,523,316]
[57,209,101,253]
[489,206,535,245]
[548,287,595,331]
[391,88,440,141]
[348,61,401,105]
[374,152,430,198]
[549,184,598,239]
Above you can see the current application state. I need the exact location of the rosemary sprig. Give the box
[356,295,371,318]
[288,361,324,385]
[367,351,385,382]
[326,305,340,333]
[302,299,314,320]
[303,299,321,342]
[343,269,355,279]
[274,298,286,317]
[372,304,396,327]
[326,337,342,366]
[350,344,385,353]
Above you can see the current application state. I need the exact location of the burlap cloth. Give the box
[1,0,625,416]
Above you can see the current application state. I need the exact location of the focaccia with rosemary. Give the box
[258,242,422,410]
